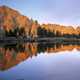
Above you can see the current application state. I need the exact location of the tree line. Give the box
[0,19,80,39]
[37,26,80,38]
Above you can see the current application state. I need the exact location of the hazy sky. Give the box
[0,0,80,26]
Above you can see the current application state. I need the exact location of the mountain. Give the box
[0,5,39,38]
[0,5,80,38]
[0,6,29,30]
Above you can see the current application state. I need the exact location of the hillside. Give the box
[0,5,80,38]
[0,5,39,38]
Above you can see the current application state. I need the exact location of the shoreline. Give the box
[0,37,80,44]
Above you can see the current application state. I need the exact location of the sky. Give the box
[0,0,80,27]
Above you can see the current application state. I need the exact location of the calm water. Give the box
[0,43,80,80]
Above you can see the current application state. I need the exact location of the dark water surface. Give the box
[0,43,80,80]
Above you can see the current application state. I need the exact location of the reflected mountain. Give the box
[0,42,80,71]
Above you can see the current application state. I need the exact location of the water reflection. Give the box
[0,42,80,71]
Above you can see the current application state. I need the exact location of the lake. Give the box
[0,42,80,80]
